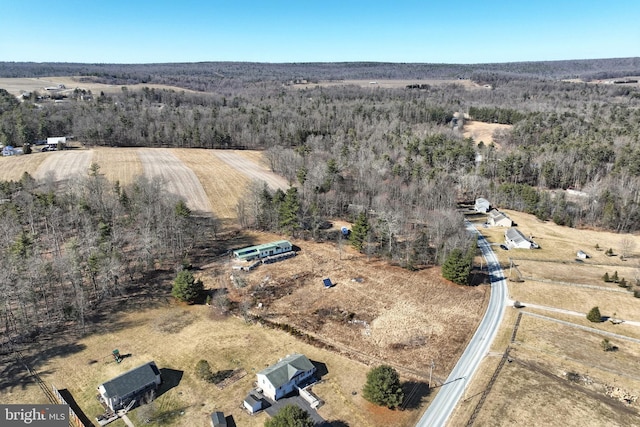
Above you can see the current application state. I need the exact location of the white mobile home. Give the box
[233,240,292,261]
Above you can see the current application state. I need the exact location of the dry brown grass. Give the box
[241,232,487,377]
[0,151,48,181]
[0,230,482,427]
[0,76,198,97]
[91,147,143,186]
[171,148,250,223]
[456,209,640,424]
[462,120,511,147]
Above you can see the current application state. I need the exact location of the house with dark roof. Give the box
[97,361,161,411]
[210,411,227,427]
[256,354,316,401]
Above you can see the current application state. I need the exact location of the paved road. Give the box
[416,221,509,427]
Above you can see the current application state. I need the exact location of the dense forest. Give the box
[1,59,640,342]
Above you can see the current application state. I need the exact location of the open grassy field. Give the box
[0,147,286,226]
[462,121,511,147]
[0,76,198,98]
[449,209,640,426]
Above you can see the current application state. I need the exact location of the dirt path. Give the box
[137,148,211,214]
[213,150,289,190]
[32,150,94,181]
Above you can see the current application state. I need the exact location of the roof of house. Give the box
[257,354,315,389]
[244,393,261,406]
[100,361,160,398]
[475,198,490,206]
[210,411,226,426]
[233,240,292,257]
[505,228,529,245]
[489,209,510,222]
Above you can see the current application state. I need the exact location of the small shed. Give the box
[243,393,263,414]
[475,198,491,213]
[210,411,227,427]
[577,250,589,259]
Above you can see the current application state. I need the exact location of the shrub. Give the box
[195,359,213,382]
[603,272,611,282]
[587,306,603,323]
[265,404,313,427]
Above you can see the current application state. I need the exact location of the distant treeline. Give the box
[1,58,640,91]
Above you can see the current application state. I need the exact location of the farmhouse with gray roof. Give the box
[97,361,161,411]
[256,354,316,400]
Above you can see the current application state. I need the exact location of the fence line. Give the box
[51,385,86,427]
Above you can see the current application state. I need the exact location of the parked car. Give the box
[499,244,509,250]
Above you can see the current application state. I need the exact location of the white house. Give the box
[505,228,536,249]
[488,209,513,227]
[256,354,316,401]
[474,198,491,213]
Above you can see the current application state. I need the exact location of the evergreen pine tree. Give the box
[587,306,603,323]
[362,365,404,409]
[442,248,472,285]
[350,212,370,251]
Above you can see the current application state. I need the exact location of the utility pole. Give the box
[429,360,435,388]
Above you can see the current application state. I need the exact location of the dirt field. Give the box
[31,149,94,182]
[448,209,640,425]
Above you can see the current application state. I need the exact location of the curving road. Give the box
[416,221,509,427]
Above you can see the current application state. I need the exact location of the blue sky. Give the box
[1,0,638,64]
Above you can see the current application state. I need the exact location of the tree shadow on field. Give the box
[401,381,431,410]
[311,359,328,378]
[157,368,183,397]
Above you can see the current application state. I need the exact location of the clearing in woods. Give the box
[462,120,511,147]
